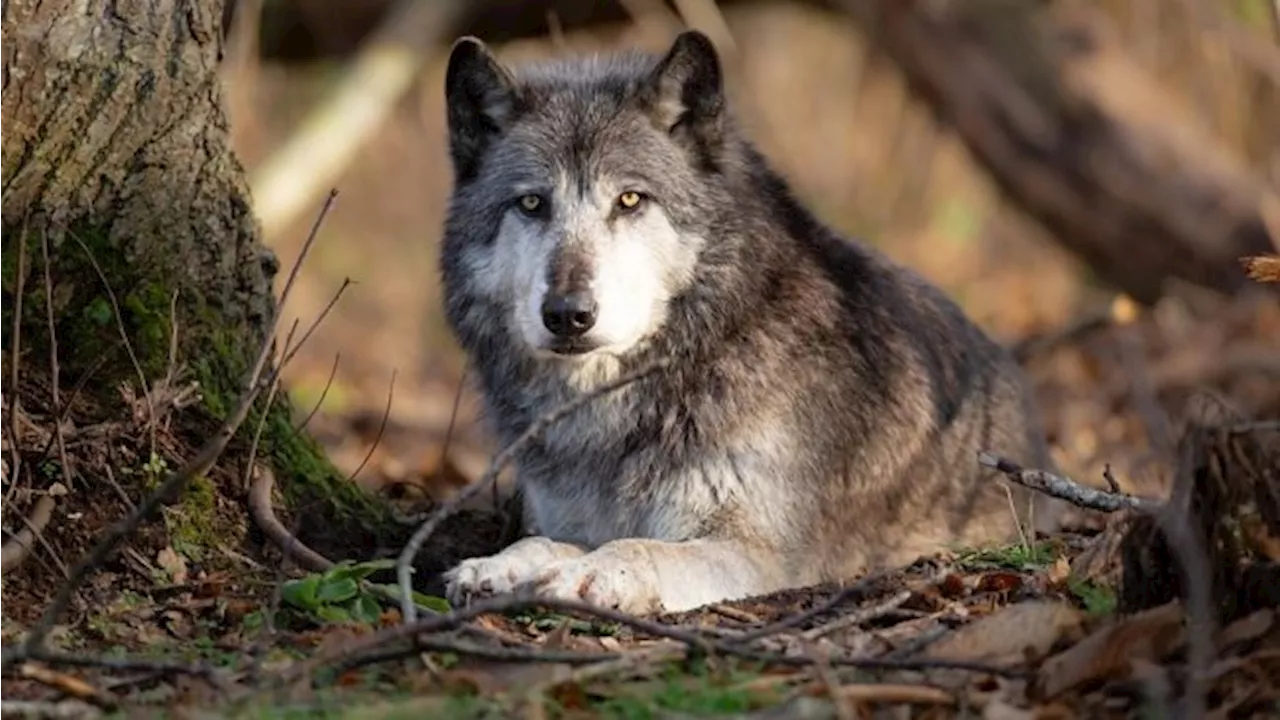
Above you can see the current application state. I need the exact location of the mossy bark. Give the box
[1,0,386,553]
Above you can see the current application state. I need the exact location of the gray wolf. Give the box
[436,30,1063,615]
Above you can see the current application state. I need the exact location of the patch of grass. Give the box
[1067,576,1118,618]
[954,540,1057,571]
[562,658,783,719]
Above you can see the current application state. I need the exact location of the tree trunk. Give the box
[3,0,277,386]
[1,0,386,563]
[841,0,1279,305]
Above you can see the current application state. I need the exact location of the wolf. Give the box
[436,30,1063,615]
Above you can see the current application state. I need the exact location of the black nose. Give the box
[541,291,598,337]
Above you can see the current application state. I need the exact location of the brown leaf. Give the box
[156,546,189,585]
[937,573,968,598]
[1045,556,1072,586]
[976,572,1024,594]
[1242,255,1280,283]
[1037,600,1185,699]
[926,601,1085,665]
[1217,608,1273,649]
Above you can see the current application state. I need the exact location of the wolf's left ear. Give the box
[644,31,724,150]
[445,36,519,181]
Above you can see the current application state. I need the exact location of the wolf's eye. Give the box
[517,194,545,215]
[617,191,644,212]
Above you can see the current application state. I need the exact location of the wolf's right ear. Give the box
[445,37,518,181]
[643,31,725,152]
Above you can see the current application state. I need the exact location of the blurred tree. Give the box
[844,0,1279,304]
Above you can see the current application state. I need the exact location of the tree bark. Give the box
[841,0,1279,305]
[2,0,277,398]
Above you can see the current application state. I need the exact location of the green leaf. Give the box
[350,595,382,625]
[368,584,451,613]
[316,605,351,624]
[282,575,321,610]
[315,577,359,604]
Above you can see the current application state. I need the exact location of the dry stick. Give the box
[976,452,1162,513]
[727,571,891,645]
[10,191,339,667]
[6,222,30,507]
[31,355,109,470]
[38,231,74,496]
[0,486,65,573]
[801,590,914,642]
[248,465,331,573]
[242,319,300,493]
[293,353,341,433]
[66,230,156,453]
[345,368,396,486]
[279,591,1026,690]
[279,277,352,369]
[395,359,671,623]
[247,464,447,620]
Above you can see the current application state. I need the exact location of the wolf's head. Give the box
[439,31,732,364]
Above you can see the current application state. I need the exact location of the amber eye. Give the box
[517,194,543,214]
[617,191,644,211]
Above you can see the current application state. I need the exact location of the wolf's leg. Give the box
[444,536,587,606]
[519,538,782,615]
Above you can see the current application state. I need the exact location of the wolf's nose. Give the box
[541,292,598,337]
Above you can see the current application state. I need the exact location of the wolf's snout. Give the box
[541,291,598,337]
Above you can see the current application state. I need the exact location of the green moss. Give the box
[3,220,393,552]
[165,473,219,554]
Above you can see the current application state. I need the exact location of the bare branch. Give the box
[0,484,66,573]
[396,359,672,623]
[6,220,30,507]
[977,452,1161,513]
[346,368,396,486]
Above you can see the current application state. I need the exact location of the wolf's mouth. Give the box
[546,338,600,356]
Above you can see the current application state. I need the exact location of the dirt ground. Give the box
[3,1,1279,718]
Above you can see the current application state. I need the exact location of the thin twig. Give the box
[293,353,341,433]
[728,572,890,645]
[6,221,30,506]
[396,359,670,623]
[279,277,352,369]
[800,590,914,641]
[345,368,396,486]
[977,452,1162,513]
[18,663,118,710]
[277,591,1028,690]
[66,230,154,451]
[242,319,299,492]
[38,231,74,495]
[8,192,339,668]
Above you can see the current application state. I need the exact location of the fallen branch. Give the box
[0,484,67,573]
[248,465,331,573]
[276,590,1029,691]
[801,590,914,642]
[248,0,465,238]
[18,663,117,711]
[977,451,1162,513]
[395,359,672,623]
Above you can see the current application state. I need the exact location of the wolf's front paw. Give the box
[443,536,586,607]
[522,548,663,615]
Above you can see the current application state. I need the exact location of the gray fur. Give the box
[437,32,1064,614]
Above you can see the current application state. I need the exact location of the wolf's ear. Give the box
[445,37,518,180]
[643,31,724,150]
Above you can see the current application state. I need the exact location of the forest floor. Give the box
[4,4,1280,711]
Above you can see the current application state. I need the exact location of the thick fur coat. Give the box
[437,31,1063,614]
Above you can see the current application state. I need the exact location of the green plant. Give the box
[280,559,449,627]
[1067,576,1117,617]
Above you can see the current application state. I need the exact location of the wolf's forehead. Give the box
[493,94,676,191]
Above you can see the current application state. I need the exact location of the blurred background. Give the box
[216,0,1280,518]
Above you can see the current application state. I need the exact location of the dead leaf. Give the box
[1217,608,1274,649]
[976,572,1024,594]
[156,546,189,585]
[1046,556,1071,586]
[1037,600,1185,699]
[926,601,1085,665]
[937,573,968,598]
[1242,255,1280,283]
